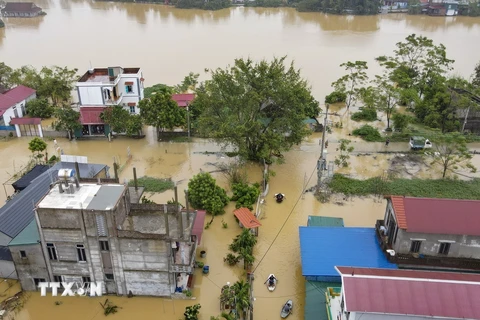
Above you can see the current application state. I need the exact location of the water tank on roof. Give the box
[58,169,75,180]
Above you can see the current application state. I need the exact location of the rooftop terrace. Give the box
[37,183,125,210]
[77,67,141,83]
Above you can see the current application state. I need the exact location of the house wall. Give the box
[393,230,480,258]
[9,244,48,290]
[2,100,26,126]
[77,86,104,105]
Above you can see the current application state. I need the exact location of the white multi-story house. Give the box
[75,67,144,137]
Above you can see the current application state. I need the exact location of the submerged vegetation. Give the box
[328,174,480,200]
[128,176,174,193]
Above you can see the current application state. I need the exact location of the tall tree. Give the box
[126,114,144,137]
[37,66,78,106]
[138,87,186,131]
[0,62,12,89]
[53,107,82,140]
[473,61,480,87]
[100,106,130,133]
[195,57,319,163]
[175,72,200,93]
[428,133,476,178]
[373,73,400,130]
[331,61,368,110]
[9,65,42,89]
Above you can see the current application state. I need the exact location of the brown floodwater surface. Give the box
[2,3,480,319]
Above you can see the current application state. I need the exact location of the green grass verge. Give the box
[328,174,480,200]
[128,176,174,193]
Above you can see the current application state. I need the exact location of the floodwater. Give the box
[1,1,480,99]
[1,1,480,319]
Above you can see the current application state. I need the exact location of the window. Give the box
[82,276,91,283]
[439,242,451,255]
[125,85,133,93]
[77,244,87,262]
[410,240,422,253]
[34,278,46,287]
[20,250,27,259]
[105,273,114,280]
[99,240,109,251]
[46,243,58,261]
[129,106,135,114]
[53,275,62,282]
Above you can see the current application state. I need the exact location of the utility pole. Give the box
[317,104,329,190]
[186,102,191,139]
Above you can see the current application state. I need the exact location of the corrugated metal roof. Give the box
[339,267,480,319]
[404,197,480,236]
[12,165,50,192]
[55,161,109,178]
[80,107,105,125]
[2,85,36,104]
[8,219,39,246]
[0,169,58,239]
[390,195,407,229]
[233,207,261,229]
[337,266,480,282]
[299,227,397,278]
[192,210,206,245]
[307,216,344,227]
[86,185,125,210]
[305,280,338,320]
[9,117,41,125]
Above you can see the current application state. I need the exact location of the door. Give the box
[13,107,19,118]
[21,104,26,116]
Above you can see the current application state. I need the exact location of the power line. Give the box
[252,164,317,273]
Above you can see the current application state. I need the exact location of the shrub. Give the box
[392,113,410,132]
[352,125,382,142]
[188,172,229,216]
[325,90,347,104]
[26,99,55,118]
[230,183,261,210]
[128,177,174,193]
[351,108,377,122]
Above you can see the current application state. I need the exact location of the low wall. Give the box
[43,130,68,138]
[0,130,16,137]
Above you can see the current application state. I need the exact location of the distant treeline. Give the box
[245,0,380,15]
[96,0,231,10]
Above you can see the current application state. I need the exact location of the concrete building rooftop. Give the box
[37,183,125,210]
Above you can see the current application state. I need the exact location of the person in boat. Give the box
[275,193,285,202]
[284,303,291,313]
[268,275,276,286]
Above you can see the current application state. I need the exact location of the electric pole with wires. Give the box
[317,104,329,190]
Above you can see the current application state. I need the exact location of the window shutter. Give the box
[96,215,107,236]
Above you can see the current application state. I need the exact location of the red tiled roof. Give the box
[172,94,195,107]
[0,95,16,111]
[9,117,41,125]
[192,210,206,245]
[2,2,42,13]
[3,85,36,104]
[389,195,407,229]
[233,207,261,229]
[80,107,105,125]
[337,267,480,319]
[390,196,480,236]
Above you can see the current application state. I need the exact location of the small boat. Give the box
[280,300,293,318]
[265,274,277,291]
[275,193,285,203]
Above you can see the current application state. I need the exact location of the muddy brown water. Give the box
[1,2,480,318]
[1,1,480,100]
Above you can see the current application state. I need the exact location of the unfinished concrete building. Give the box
[25,169,198,296]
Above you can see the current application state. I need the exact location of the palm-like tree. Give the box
[238,248,255,270]
[229,229,257,253]
[232,280,250,319]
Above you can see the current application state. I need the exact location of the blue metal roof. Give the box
[299,227,397,278]
[8,219,40,246]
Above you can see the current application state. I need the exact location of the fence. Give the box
[0,125,15,131]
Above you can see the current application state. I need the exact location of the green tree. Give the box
[28,137,47,160]
[187,172,229,216]
[230,183,261,210]
[100,106,130,133]
[126,114,143,137]
[37,66,78,106]
[9,65,42,90]
[139,87,186,132]
[0,62,12,89]
[175,72,200,93]
[391,113,410,132]
[331,61,368,109]
[143,83,173,99]
[53,107,82,140]
[373,73,400,130]
[25,98,55,118]
[184,304,201,320]
[334,139,354,168]
[428,133,476,178]
[229,228,257,253]
[231,280,251,318]
[195,57,319,163]
[472,61,480,87]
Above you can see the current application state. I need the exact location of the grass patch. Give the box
[328,174,480,200]
[351,108,377,122]
[128,176,174,193]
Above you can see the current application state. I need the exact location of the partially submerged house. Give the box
[427,0,459,15]
[377,196,480,271]
[1,2,44,17]
[332,266,480,320]
[0,85,36,126]
[17,173,201,296]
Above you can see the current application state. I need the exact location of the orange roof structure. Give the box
[389,195,407,229]
[233,207,261,229]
